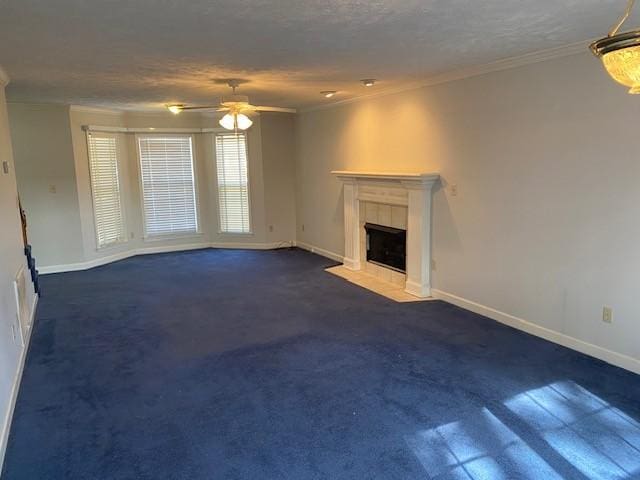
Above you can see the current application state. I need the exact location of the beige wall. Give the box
[8,103,84,266]
[261,112,297,244]
[0,72,36,467]
[8,105,297,270]
[295,52,640,367]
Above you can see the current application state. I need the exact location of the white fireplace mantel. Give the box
[332,171,440,298]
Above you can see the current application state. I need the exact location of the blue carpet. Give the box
[2,248,640,479]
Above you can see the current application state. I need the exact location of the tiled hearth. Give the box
[325,265,434,303]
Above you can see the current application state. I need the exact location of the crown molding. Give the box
[70,105,125,116]
[300,40,591,114]
[0,66,9,88]
[71,105,226,118]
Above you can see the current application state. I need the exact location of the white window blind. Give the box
[215,133,251,233]
[137,136,199,237]
[87,133,126,248]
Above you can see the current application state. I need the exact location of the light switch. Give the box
[48,185,57,194]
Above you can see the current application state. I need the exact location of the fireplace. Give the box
[365,223,406,273]
[332,171,439,298]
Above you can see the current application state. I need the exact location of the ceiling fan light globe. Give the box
[236,113,253,130]
[219,114,236,130]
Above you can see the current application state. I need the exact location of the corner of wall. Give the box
[0,66,40,472]
[0,67,9,88]
[260,113,297,244]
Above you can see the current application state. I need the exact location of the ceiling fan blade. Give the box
[179,105,220,111]
[254,106,297,113]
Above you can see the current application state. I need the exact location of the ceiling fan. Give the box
[166,80,295,131]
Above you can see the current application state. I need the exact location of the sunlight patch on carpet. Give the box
[405,407,561,479]
[505,380,640,479]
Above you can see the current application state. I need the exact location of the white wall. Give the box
[8,106,297,271]
[8,103,84,266]
[295,52,640,372]
[0,69,37,469]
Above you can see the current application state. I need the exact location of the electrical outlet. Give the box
[48,184,57,194]
[602,306,613,324]
[450,184,458,196]
[2,161,9,174]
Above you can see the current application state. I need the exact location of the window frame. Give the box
[213,132,253,235]
[85,131,128,250]
[135,133,202,241]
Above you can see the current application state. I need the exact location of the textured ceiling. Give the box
[0,0,629,110]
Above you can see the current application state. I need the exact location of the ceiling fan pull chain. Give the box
[609,0,636,37]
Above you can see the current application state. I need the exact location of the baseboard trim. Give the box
[405,280,431,299]
[0,293,38,471]
[295,241,344,263]
[39,250,138,274]
[342,258,361,271]
[431,289,640,375]
[38,243,209,274]
[39,241,296,274]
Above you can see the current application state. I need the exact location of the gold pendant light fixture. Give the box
[591,0,640,94]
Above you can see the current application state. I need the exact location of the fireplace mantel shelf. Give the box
[332,171,440,184]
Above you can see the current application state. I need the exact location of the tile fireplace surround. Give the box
[332,171,440,298]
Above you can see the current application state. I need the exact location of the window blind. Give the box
[87,133,126,248]
[215,133,251,233]
[137,136,199,237]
